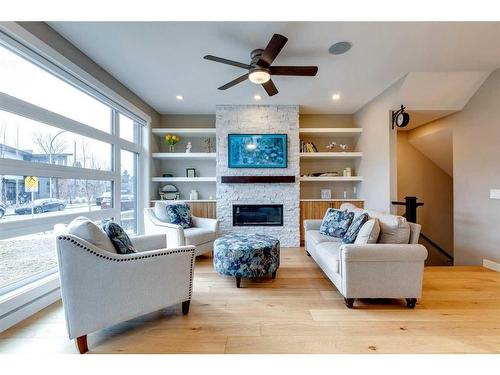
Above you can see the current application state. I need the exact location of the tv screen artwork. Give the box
[228,134,287,168]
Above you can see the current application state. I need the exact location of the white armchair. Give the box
[144,205,219,256]
[54,224,195,354]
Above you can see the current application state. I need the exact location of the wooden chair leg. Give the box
[182,300,191,315]
[272,270,277,279]
[236,276,241,288]
[75,335,88,354]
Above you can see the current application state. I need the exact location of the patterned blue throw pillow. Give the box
[342,213,369,244]
[319,208,355,238]
[102,221,136,254]
[165,203,193,229]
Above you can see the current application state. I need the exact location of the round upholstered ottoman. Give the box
[213,234,280,288]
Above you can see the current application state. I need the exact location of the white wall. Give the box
[215,105,300,247]
[397,131,454,256]
[425,69,500,265]
[354,79,404,213]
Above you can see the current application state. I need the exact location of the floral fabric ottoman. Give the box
[213,234,280,288]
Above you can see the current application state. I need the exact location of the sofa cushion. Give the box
[67,216,116,253]
[102,221,136,254]
[340,203,365,219]
[306,230,343,247]
[341,203,411,245]
[342,213,369,244]
[354,219,381,244]
[319,208,354,238]
[165,203,193,229]
[365,209,410,244]
[315,241,342,274]
[184,227,217,246]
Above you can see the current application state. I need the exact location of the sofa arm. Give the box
[192,216,219,232]
[341,244,428,262]
[304,219,322,231]
[130,234,167,252]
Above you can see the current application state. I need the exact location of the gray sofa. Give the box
[304,203,428,308]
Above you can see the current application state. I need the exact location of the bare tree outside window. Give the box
[32,131,67,199]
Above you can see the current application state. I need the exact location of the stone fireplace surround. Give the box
[216,105,300,247]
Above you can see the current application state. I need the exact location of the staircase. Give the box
[393,196,453,266]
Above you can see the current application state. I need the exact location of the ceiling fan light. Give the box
[249,69,271,84]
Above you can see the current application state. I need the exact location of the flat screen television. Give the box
[228,134,287,168]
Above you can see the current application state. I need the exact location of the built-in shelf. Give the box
[300,152,362,159]
[300,176,363,182]
[152,177,216,182]
[299,128,362,136]
[300,198,364,202]
[152,128,215,137]
[151,199,216,203]
[152,152,216,160]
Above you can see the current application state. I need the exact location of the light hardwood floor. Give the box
[1,247,500,354]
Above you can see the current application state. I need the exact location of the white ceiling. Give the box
[48,22,500,115]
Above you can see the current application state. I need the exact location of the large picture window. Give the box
[0,36,146,295]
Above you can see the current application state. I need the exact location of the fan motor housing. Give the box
[250,48,265,66]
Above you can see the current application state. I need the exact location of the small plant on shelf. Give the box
[165,134,180,152]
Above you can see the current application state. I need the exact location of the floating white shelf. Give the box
[299,128,362,136]
[300,152,362,159]
[152,177,216,182]
[152,152,216,160]
[300,198,364,202]
[300,176,363,182]
[152,128,215,137]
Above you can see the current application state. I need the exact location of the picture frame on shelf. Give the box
[186,168,196,178]
[321,189,332,199]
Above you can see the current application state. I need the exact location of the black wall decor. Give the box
[392,105,410,129]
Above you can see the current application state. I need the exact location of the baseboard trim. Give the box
[483,259,500,272]
[0,273,61,333]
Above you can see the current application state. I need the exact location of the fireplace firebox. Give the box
[232,204,284,227]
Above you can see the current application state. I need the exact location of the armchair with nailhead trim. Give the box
[54,224,195,354]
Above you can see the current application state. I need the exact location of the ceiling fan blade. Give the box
[270,66,318,76]
[218,74,249,90]
[258,34,288,67]
[262,79,279,96]
[204,55,251,70]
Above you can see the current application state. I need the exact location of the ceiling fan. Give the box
[204,34,318,96]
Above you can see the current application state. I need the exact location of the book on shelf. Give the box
[300,140,318,153]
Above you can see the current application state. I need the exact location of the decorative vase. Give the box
[169,144,175,153]
[189,189,199,200]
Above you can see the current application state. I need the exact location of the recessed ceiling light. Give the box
[176,95,184,100]
[328,41,352,55]
[332,93,341,101]
[254,94,262,101]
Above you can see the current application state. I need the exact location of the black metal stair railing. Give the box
[392,196,454,263]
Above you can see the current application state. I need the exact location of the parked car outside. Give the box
[15,198,67,215]
[0,202,5,219]
[95,192,112,206]
[100,194,135,211]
